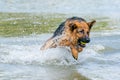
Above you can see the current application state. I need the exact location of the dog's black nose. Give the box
[82,37,90,43]
[85,38,90,43]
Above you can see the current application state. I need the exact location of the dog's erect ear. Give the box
[87,20,96,29]
[69,23,77,32]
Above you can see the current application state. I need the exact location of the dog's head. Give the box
[67,17,96,47]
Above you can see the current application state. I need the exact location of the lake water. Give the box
[0,0,120,80]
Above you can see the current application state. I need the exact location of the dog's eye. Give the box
[87,32,89,34]
[79,30,84,34]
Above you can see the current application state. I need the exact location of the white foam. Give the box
[0,43,105,66]
[0,33,115,66]
[0,33,106,66]
[0,44,77,65]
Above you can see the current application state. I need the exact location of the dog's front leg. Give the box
[77,47,83,52]
[70,45,79,60]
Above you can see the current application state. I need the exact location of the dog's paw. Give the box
[72,55,78,60]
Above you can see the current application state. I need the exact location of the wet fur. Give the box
[41,17,96,60]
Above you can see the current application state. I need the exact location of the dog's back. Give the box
[52,22,65,38]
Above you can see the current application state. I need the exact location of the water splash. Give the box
[0,41,105,66]
[0,34,120,80]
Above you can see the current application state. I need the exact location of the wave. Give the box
[0,34,120,80]
[0,43,106,66]
[0,33,119,66]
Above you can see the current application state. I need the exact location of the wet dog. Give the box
[40,17,96,60]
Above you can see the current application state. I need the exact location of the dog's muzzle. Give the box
[78,37,90,48]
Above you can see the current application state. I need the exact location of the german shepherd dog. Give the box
[40,17,96,60]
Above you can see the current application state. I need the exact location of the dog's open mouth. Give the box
[79,41,86,48]
[78,39,86,48]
